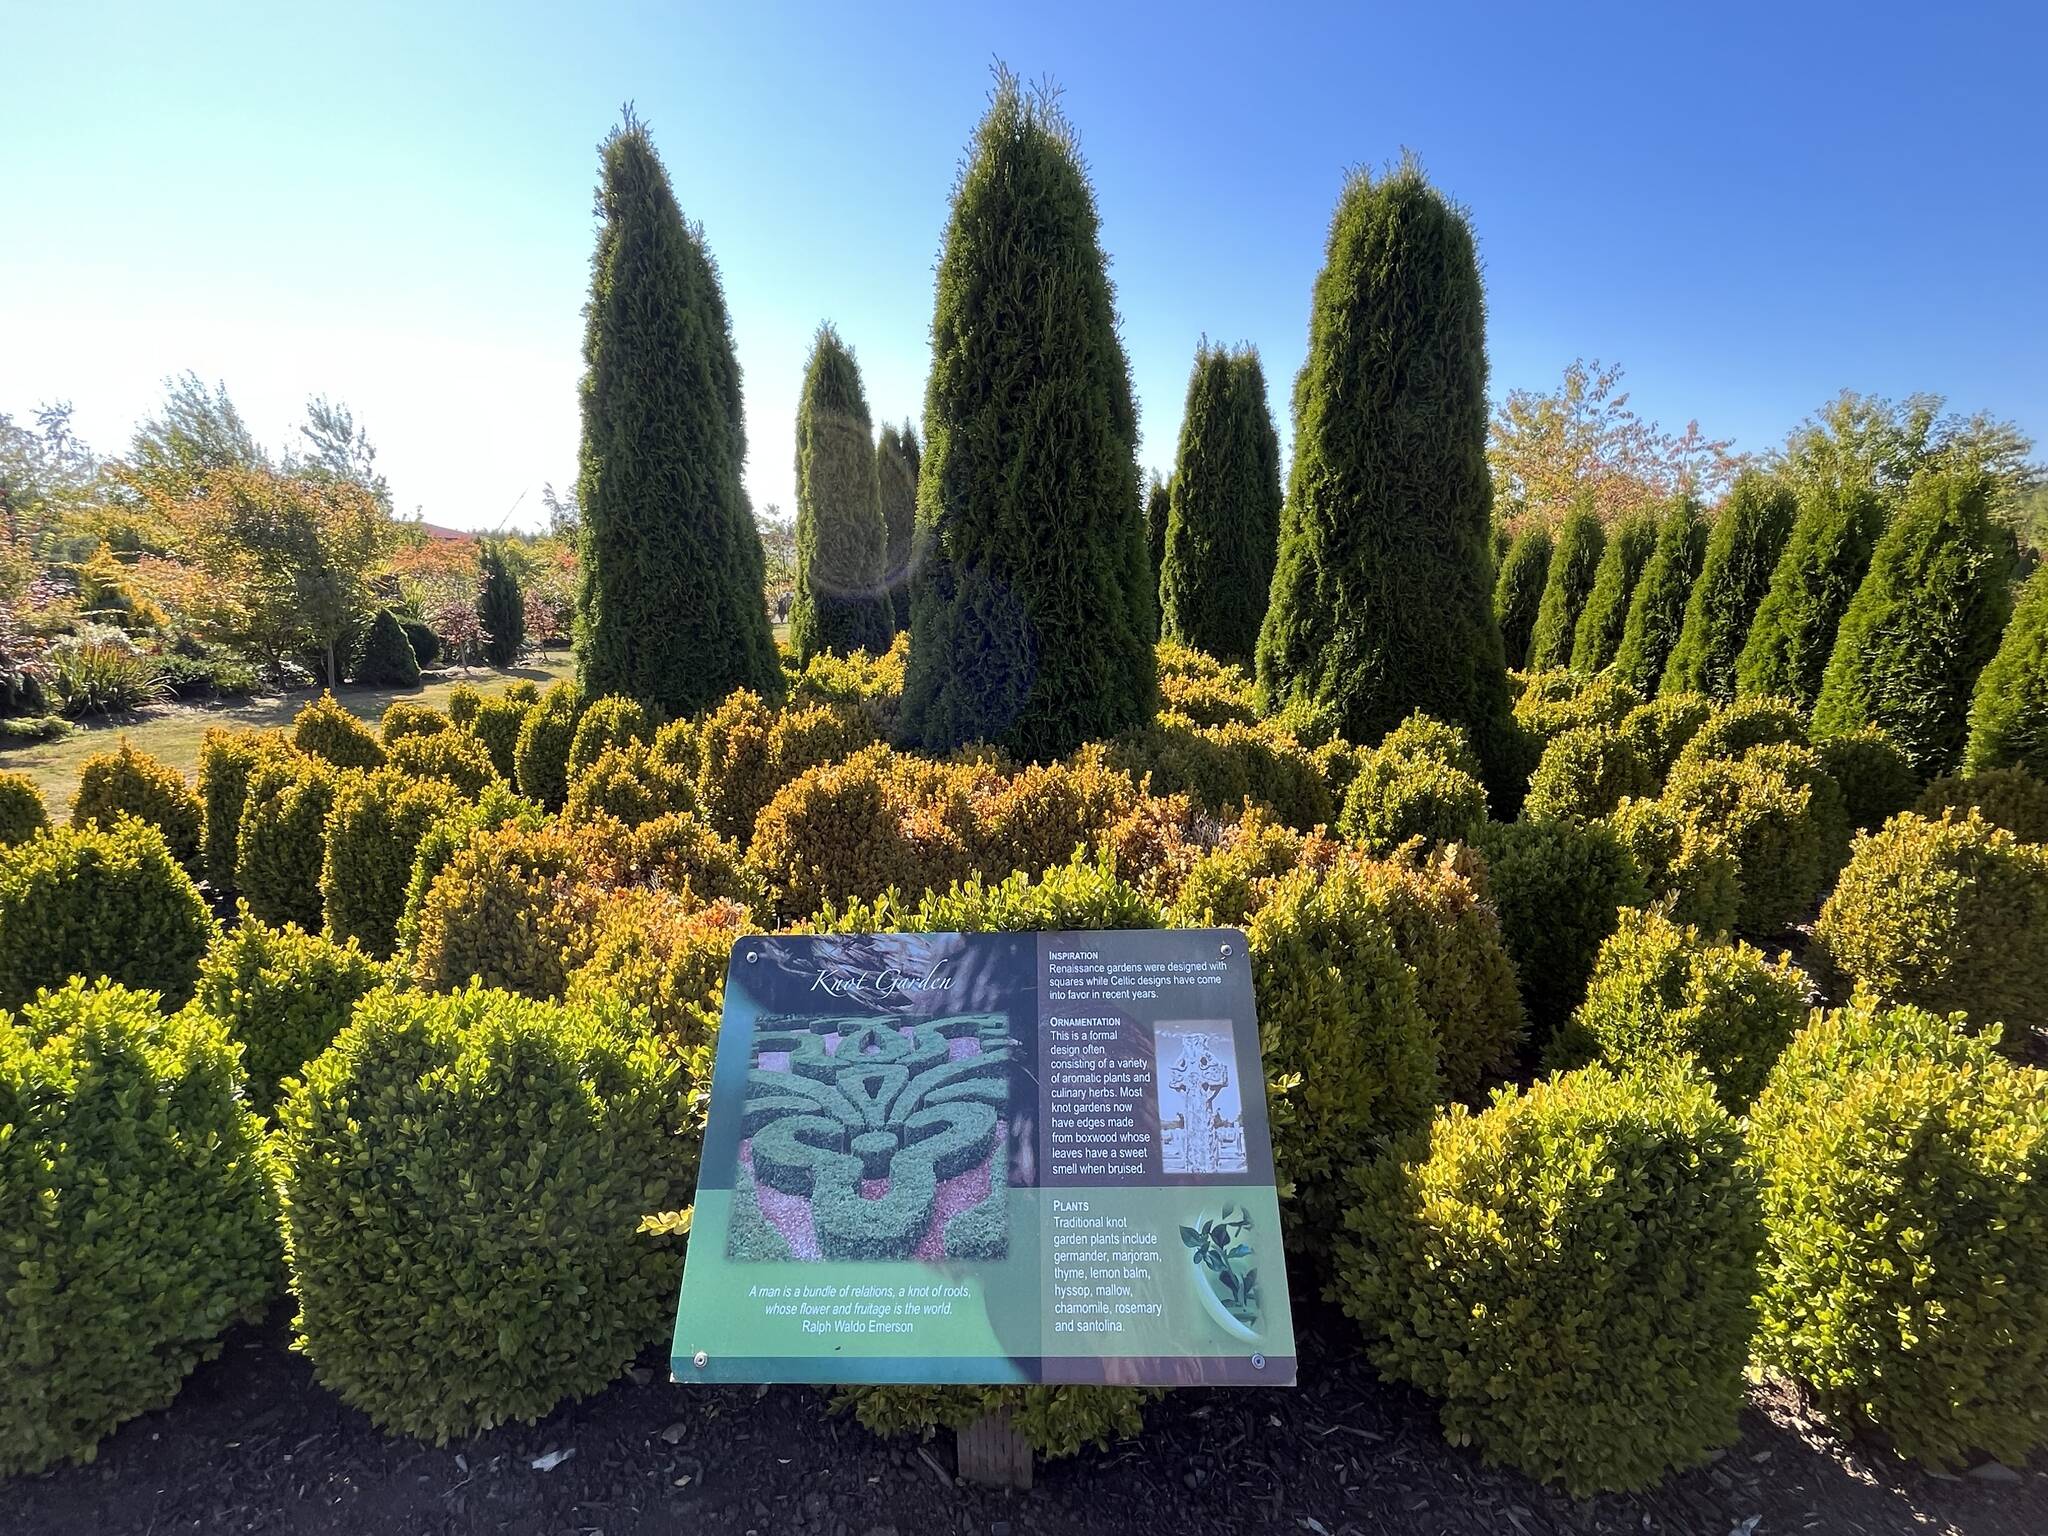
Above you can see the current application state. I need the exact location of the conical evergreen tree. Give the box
[478,542,525,667]
[1612,496,1707,696]
[876,421,920,633]
[1256,161,1516,792]
[1570,507,1656,674]
[1525,502,1604,672]
[897,73,1155,760]
[1965,561,2048,778]
[789,325,892,661]
[1144,473,1171,594]
[1158,343,1282,666]
[1492,525,1552,670]
[1813,470,2014,775]
[574,110,781,716]
[1661,473,1798,700]
[1734,481,1886,706]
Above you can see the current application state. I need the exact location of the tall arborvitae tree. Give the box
[574,110,780,716]
[876,421,920,633]
[477,541,525,667]
[1492,525,1552,670]
[897,73,1155,759]
[1734,481,1886,706]
[1661,473,1798,699]
[1144,472,1171,595]
[789,325,892,661]
[1612,496,1707,696]
[1965,561,2048,778]
[1158,343,1282,665]
[1525,502,1605,672]
[1813,470,2014,775]
[1570,507,1656,674]
[1256,161,1516,791]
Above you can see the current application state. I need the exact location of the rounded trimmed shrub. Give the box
[321,768,466,955]
[1673,695,1808,771]
[1813,724,1920,832]
[465,693,528,782]
[1166,810,1339,930]
[353,607,421,688]
[291,691,385,770]
[1661,753,1830,934]
[1748,996,2048,1468]
[70,741,203,875]
[237,753,340,932]
[195,914,389,1113]
[274,983,687,1442]
[197,727,290,892]
[969,751,1141,881]
[410,822,599,1000]
[1525,503,1603,674]
[393,782,546,959]
[402,617,439,669]
[1109,712,1332,830]
[1492,525,1552,670]
[0,819,213,1009]
[1339,743,1487,854]
[1549,906,1807,1107]
[1245,860,1441,1255]
[514,681,583,810]
[567,890,752,1059]
[1334,1064,1760,1495]
[446,683,484,727]
[568,694,652,779]
[563,743,697,829]
[1,980,275,1476]
[1512,670,1642,746]
[1965,559,2048,779]
[1476,817,1646,1043]
[1616,692,1714,781]
[378,698,449,745]
[1914,767,2048,843]
[1814,811,2048,1048]
[0,768,46,847]
[1601,796,1741,937]
[1523,725,1655,823]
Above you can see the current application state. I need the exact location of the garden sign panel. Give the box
[672,928,1296,1387]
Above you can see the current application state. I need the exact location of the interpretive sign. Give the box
[671,928,1296,1387]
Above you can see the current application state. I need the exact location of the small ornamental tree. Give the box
[1256,160,1518,795]
[1570,508,1656,674]
[574,111,780,716]
[1812,470,2014,776]
[1492,525,1552,669]
[897,73,1155,760]
[1735,481,1885,707]
[1526,502,1604,672]
[1662,473,1798,700]
[790,325,892,661]
[1964,559,2048,778]
[876,422,920,633]
[1613,496,1708,696]
[477,543,525,667]
[1159,344,1282,667]
[354,607,422,687]
[1144,473,1171,594]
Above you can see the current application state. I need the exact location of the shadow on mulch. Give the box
[8,1300,2040,1536]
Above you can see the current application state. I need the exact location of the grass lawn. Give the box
[2,652,577,814]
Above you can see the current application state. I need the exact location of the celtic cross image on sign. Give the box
[671,928,1296,1386]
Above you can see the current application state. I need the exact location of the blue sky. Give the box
[3,2,2043,531]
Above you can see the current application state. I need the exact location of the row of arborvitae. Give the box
[1495,463,2037,785]
[5,625,2048,1484]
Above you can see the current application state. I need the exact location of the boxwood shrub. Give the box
[513,681,583,810]
[1814,811,2048,1049]
[1107,711,1331,830]
[274,983,687,1442]
[1333,1065,1760,1495]
[1512,670,1641,746]
[410,821,599,999]
[386,729,503,797]
[320,769,466,955]
[1475,818,1646,1046]
[1748,996,2048,1467]
[465,694,528,782]
[1813,724,1920,833]
[1601,797,1741,937]
[969,750,1141,882]
[1616,692,1714,781]
[1549,906,1807,1107]
[197,727,290,891]
[291,691,385,769]
[70,741,204,876]
[195,914,389,1113]
[563,743,698,829]
[568,694,652,778]
[237,753,340,932]
[379,698,450,744]
[1338,714,1488,854]
[1914,766,2048,844]
[1522,725,1655,823]
[1672,695,1808,772]
[0,768,48,847]
[0,819,213,1009]
[1660,753,1828,934]
[1,980,276,1475]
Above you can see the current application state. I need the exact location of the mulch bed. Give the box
[11,1300,2041,1536]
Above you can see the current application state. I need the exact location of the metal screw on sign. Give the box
[746,950,758,964]
[1250,1352,1265,1371]
[1219,942,1232,958]
[693,1350,708,1370]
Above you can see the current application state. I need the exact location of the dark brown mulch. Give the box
[8,1300,2041,1536]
